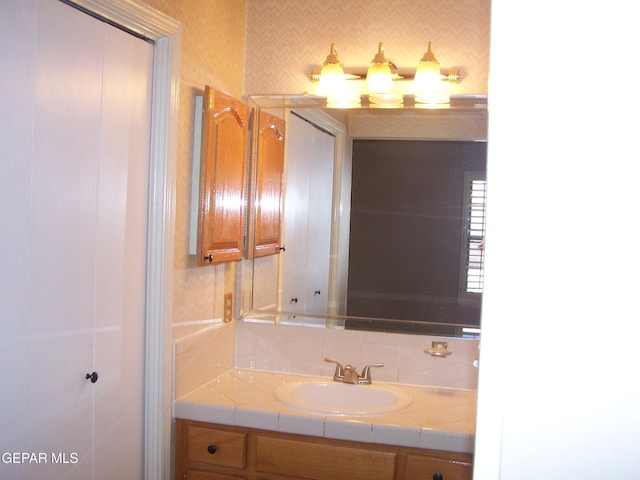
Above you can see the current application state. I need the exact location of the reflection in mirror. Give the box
[242,95,487,337]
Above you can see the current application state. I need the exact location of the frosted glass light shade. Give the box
[366,42,393,94]
[366,63,393,94]
[315,43,360,106]
[413,42,450,104]
[316,62,346,97]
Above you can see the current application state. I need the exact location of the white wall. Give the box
[474,1,640,478]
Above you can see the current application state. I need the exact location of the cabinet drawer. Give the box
[186,469,246,480]
[405,453,472,480]
[255,436,396,480]
[186,424,247,469]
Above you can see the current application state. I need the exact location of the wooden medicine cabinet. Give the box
[195,86,248,265]
[253,111,285,258]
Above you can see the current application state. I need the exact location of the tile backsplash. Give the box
[235,321,479,390]
[174,319,480,399]
[174,321,236,398]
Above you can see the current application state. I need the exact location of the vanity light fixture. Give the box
[309,41,461,107]
[413,42,450,105]
[315,43,361,107]
[366,42,403,105]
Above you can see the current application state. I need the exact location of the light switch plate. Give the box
[224,293,233,323]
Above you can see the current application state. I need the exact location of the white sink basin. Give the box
[274,381,412,416]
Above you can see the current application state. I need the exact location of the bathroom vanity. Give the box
[174,369,476,480]
[175,420,472,480]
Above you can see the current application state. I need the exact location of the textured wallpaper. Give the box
[142,0,247,329]
[244,0,491,96]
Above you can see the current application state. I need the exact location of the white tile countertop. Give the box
[174,369,477,453]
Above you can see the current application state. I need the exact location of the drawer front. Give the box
[186,424,247,469]
[186,469,246,480]
[405,453,473,480]
[256,436,396,480]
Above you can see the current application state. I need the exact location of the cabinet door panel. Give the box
[256,436,396,480]
[405,453,473,480]
[0,2,150,479]
[186,469,246,480]
[198,86,247,264]
[254,111,285,257]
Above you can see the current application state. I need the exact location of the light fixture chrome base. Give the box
[308,66,461,84]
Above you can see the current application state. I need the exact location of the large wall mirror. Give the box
[240,95,487,337]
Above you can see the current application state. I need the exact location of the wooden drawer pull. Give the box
[207,444,217,454]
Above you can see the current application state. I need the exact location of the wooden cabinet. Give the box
[256,436,396,480]
[182,471,245,480]
[175,420,473,480]
[404,453,473,479]
[196,86,248,265]
[253,111,285,257]
[185,424,246,469]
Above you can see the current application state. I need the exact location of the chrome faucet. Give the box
[324,358,345,380]
[343,364,360,384]
[324,358,384,385]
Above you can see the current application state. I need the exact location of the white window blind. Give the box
[461,174,487,296]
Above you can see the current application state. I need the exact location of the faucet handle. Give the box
[359,362,384,384]
[324,358,345,381]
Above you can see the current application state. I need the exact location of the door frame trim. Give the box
[63,1,181,479]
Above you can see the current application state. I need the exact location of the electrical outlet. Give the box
[224,293,233,323]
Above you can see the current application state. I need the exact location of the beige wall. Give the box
[244,0,491,96]
[142,0,247,335]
